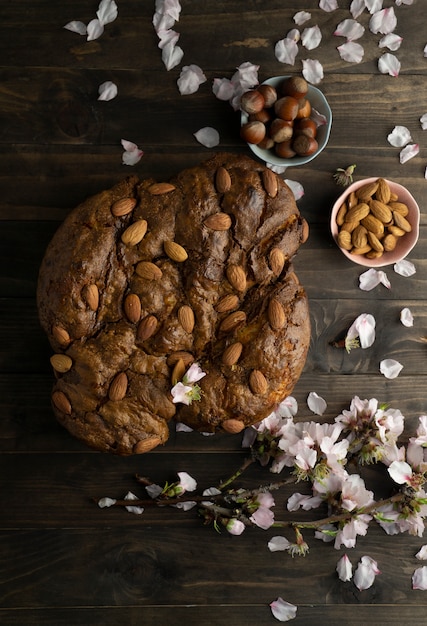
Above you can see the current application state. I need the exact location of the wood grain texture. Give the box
[1,1,427,624]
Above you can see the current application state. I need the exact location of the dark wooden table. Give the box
[1,2,427,624]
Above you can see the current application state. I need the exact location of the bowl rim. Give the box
[330,176,420,267]
[241,75,332,167]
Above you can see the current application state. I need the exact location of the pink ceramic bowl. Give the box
[330,177,420,267]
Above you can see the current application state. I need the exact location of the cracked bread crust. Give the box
[37,153,310,455]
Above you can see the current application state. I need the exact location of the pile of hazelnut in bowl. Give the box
[330,177,420,267]
[240,75,332,167]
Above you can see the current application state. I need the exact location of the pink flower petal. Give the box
[400,307,414,327]
[268,536,291,552]
[86,18,104,41]
[177,471,197,492]
[275,38,299,65]
[334,19,365,41]
[379,33,403,51]
[184,363,207,383]
[193,127,220,148]
[412,566,427,590]
[302,59,324,84]
[336,554,353,582]
[124,491,144,515]
[420,113,427,130]
[250,506,275,530]
[98,497,116,508]
[394,259,416,276]
[399,143,419,164]
[387,125,412,147]
[121,139,144,166]
[284,179,304,200]
[380,359,403,379]
[177,64,207,95]
[97,0,118,26]
[212,77,235,101]
[98,81,118,101]
[350,0,367,19]
[365,1,383,14]
[337,42,364,63]
[378,53,401,77]
[64,21,87,35]
[301,26,322,50]
[307,391,327,416]
[369,8,397,35]
[388,460,412,484]
[319,0,338,11]
[416,546,427,561]
[286,29,301,43]
[293,11,311,25]
[359,268,391,291]
[354,559,378,590]
[226,518,245,535]
[270,597,297,622]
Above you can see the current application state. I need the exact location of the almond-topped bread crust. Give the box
[37,153,310,454]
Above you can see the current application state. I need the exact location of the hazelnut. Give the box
[257,136,275,150]
[281,76,308,100]
[257,84,278,108]
[296,98,312,119]
[295,118,317,138]
[249,109,271,124]
[240,90,265,114]
[292,134,318,157]
[240,121,266,145]
[275,140,296,159]
[274,96,299,121]
[270,118,293,143]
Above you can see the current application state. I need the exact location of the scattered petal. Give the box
[400,143,419,164]
[270,597,297,622]
[319,0,338,11]
[145,483,163,498]
[268,536,291,552]
[394,259,416,276]
[171,382,193,405]
[275,38,299,65]
[212,77,235,101]
[98,81,118,101]
[177,471,197,492]
[420,113,427,130]
[350,0,366,19]
[284,179,304,200]
[177,64,207,95]
[286,29,301,43]
[380,358,403,379]
[424,44,427,58]
[302,59,324,84]
[412,566,427,590]
[379,33,403,51]
[337,42,365,63]
[336,554,353,582]
[301,26,322,50]
[310,108,327,127]
[416,546,427,561]
[124,491,144,515]
[334,19,365,41]
[359,268,391,291]
[294,11,311,25]
[387,125,412,147]
[98,497,116,508]
[354,556,380,590]
[161,39,184,71]
[226,518,246,535]
[64,21,87,35]
[388,460,413,484]
[400,307,414,327]
[175,422,193,432]
[346,313,376,348]
[174,500,197,511]
[86,18,104,41]
[121,139,144,166]
[193,127,220,148]
[307,391,327,416]
[369,8,397,35]
[97,0,118,26]
[365,0,384,13]
[378,53,401,77]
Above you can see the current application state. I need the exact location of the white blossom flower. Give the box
[270,597,297,622]
[171,382,193,405]
[177,471,197,493]
[183,363,206,384]
[307,391,327,416]
[121,139,144,166]
[345,313,376,350]
[226,518,245,535]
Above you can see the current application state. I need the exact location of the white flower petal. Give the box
[177,64,207,95]
[319,0,338,11]
[369,8,397,35]
[378,53,401,77]
[310,108,327,127]
[86,18,104,41]
[268,536,291,552]
[284,179,304,200]
[145,483,163,499]
[412,566,427,590]
[359,268,391,291]
[162,41,184,71]
[380,358,403,379]
[175,422,193,432]
[286,29,301,43]
[275,38,299,65]
[193,127,220,148]
[388,460,412,484]
[301,59,324,84]
[307,391,327,416]
[293,11,311,25]
[415,546,427,561]
[424,43,427,58]
[336,554,353,582]
[365,0,384,14]
[212,77,235,101]
[379,33,403,51]
[354,562,376,590]
[174,500,197,511]
[387,125,412,147]
[334,19,365,41]
[121,139,144,166]
[337,41,365,63]
[399,143,419,164]
[98,497,116,508]
[124,491,144,515]
[356,313,376,348]
[270,597,297,622]
[97,0,118,26]
[301,26,322,50]
[177,471,197,492]
[350,0,366,19]
[394,259,416,276]
[64,21,87,35]
[400,307,414,327]
[98,81,118,101]
[420,113,427,130]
